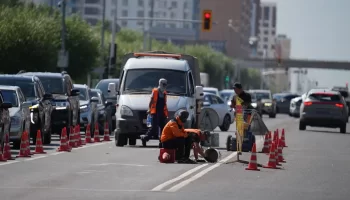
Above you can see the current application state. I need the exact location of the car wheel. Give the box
[128,137,137,146]
[269,112,276,118]
[226,135,232,151]
[219,115,231,131]
[340,124,346,134]
[116,133,126,147]
[299,122,306,130]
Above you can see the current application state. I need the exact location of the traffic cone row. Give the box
[245,128,288,172]
[2,122,112,160]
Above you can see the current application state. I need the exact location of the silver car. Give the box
[299,89,348,133]
[289,96,302,117]
[0,86,31,148]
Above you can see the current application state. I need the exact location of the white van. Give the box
[115,51,203,147]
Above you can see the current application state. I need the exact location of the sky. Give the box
[263,0,350,88]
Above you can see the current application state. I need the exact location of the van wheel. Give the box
[116,134,126,147]
[299,122,306,130]
[340,124,346,134]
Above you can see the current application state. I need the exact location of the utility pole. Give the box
[108,0,118,78]
[260,49,267,89]
[57,0,68,72]
[100,0,106,73]
[148,0,155,51]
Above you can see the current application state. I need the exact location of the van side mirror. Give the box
[195,86,204,100]
[0,102,12,109]
[90,97,99,103]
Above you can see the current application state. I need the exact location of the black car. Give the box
[90,89,114,133]
[0,91,12,145]
[19,71,80,136]
[273,93,300,114]
[332,86,350,117]
[0,75,53,144]
[95,79,119,133]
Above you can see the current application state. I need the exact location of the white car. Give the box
[202,92,234,131]
[203,87,220,96]
[220,89,235,106]
[289,96,302,117]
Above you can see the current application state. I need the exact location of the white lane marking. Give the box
[90,163,148,167]
[0,186,149,192]
[51,152,64,156]
[0,161,20,166]
[166,152,237,192]
[151,164,209,191]
[24,155,47,161]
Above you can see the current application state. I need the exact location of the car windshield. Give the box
[123,69,187,95]
[38,77,64,94]
[309,93,341,102]
[0,90,18,107]
[95,80,119,97]
[75,87,88,101]
[220,92,234,101]
[0,79,36,100]
[204,90,217,95]
[251,92,270,101]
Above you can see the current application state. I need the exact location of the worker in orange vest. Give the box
[141,78,169,146]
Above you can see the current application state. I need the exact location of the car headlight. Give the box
[264,103,272,106]
[251,103,257,108]
[120,105,133,116]
[55,102,69,110]
[80,105,89,113]
[11,116,21,127]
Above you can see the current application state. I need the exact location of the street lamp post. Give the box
[57,0,69,72]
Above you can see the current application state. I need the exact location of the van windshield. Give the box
[123,69,187,95]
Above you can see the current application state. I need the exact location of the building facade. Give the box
[257,1,276,59]
[198,0,255,58]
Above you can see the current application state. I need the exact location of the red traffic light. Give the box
[204,13,211,19]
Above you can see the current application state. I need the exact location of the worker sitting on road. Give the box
[160,110,197,164]
[141,78,169,146]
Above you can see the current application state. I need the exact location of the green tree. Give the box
[0,4,99,80]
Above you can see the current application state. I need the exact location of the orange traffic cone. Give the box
[246,143,260,171]
[77,125,85,145]
[34,130,46,154]
[263,143,279,169]
[274,141,281,166]
[3,133,14,160]
[85,124,93,143]
[17,132,30,157]
[25,131,33,156]
[261,133,270,153]
[0,145,7,162]
[281,128,287,147]
[93,123,100,142]
[69,126,76,148]
[277,139,286,163]
[103,122,111,141]
[57,127,71,152]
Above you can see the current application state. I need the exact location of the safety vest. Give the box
[150,88,168,117]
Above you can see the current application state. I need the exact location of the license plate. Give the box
[143,119,147,124]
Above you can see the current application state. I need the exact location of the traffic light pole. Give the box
[108,0,117,78]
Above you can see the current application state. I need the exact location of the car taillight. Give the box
[335,103,344,108]
[304,102,312,106]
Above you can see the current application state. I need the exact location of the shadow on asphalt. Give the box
[307,129,348,134]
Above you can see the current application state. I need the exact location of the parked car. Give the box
[0,91,12,145]
[203,87,220,96]
[249,89,277,118]
[202,92,234,131]
[19,71,80,136]
[299,89,348,133]
[73,84,99,132]
[0,86,31,149]
[219,89,235,106]
[95,79,119,133]
[90,89,114,133]
[0,75,53,144]
[273,93,300,114]
[289,96,302,118]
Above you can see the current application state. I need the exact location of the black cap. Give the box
[232,82,242,89]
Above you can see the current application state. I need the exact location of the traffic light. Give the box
[202,10,212,31]
[225,76,229,82]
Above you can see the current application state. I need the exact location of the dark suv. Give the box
[0,91,12,145]
[0,75,53,144]
[19,72,80,135]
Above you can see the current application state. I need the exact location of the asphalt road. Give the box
[1,114,350,200]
